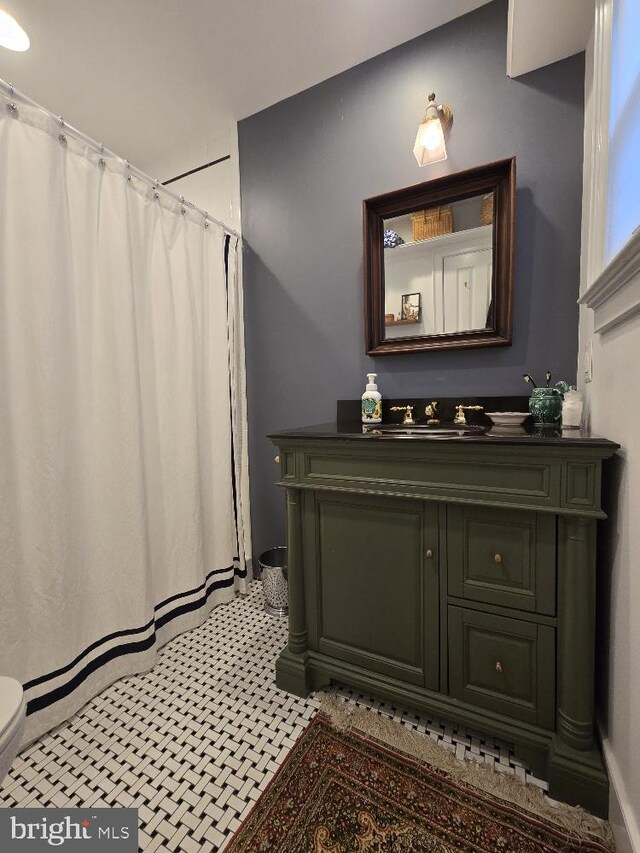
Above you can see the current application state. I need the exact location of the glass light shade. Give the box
[0,9,30,51]
[413,115,447,166]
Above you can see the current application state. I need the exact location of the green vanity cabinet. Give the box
[269,425,618,817]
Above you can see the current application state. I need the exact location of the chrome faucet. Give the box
[390,405,415,425]
[454,404,484,425]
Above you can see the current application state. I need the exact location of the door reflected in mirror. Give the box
[382,193,494,340]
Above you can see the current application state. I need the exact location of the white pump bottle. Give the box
[361,373,382,424]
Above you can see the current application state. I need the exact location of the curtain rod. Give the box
[164,154,231,186]
[0,78,240,241]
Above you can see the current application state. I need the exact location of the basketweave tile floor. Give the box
[0,581,547,852]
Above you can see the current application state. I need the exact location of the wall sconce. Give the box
[413,93,453,166]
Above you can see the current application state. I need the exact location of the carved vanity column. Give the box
[285,487,307,656]
[556,517,597,751]
[274,486,312,694]
[548,515,607,817]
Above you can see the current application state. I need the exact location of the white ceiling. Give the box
[0,0,491,172]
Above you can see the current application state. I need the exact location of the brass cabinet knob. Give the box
[494,553,502,564]
[274,455,281,463]
[425,548,433,558]
[495,661,503,673]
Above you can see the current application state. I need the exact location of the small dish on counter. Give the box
[485,412,530,427]
[486,424,528,437]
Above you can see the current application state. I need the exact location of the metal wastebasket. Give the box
[259,547,288,618]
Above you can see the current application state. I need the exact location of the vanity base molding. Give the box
[274,646,315,696]
[270,427,618,819]
[547,736,609,820]
[275,648,608,817]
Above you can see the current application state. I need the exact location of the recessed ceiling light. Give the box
[0,9,30,52]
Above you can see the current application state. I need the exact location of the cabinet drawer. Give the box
[448,506,556,615]
[448,606,555,728]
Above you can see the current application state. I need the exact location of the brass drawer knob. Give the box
[494,553,502,564]
[425,548,433,558]
[274,455,281,463]
[495,661,503,673]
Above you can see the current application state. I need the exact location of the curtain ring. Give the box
[98,157,106,168]
[6,102,18,116]
[58,133,67,144]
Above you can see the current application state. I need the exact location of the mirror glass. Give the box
[363,158,515,355]
[382,193,493,340]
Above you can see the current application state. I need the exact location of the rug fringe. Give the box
[318,693,614,850]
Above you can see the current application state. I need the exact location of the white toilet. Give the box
[0,677,26,787]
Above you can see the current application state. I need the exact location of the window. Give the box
[606,0,640,260]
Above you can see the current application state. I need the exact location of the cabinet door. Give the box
[304,492,439,688]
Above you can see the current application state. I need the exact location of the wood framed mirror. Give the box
[363,158,515,355]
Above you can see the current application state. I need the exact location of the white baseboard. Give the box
[601,737,640,853]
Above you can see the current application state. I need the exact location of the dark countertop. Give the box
[269,421,620,451]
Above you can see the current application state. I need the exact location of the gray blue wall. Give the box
[239,0,586,557]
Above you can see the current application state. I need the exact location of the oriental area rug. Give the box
[225,697,614,853]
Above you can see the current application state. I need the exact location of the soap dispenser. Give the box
[362,373,382,424]
[562,387,584,429]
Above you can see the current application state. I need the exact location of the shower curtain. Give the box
[0,92,250,742]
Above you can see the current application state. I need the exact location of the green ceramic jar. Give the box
[529,388,563,425]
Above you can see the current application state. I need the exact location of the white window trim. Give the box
[579,0,640,333]
[579,228,640,332]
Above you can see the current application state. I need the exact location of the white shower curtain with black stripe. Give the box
[0,90,250,743]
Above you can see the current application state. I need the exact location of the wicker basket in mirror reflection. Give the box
[480,193,494,225]
[411,205,453,241]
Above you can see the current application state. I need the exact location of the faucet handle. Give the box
[454,404,484,425]
[390,405,415,425]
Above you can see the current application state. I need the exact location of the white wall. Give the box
[582,309,640,853]
[579,16,640,853]
[140,124,241,232]
[141,122,252,568]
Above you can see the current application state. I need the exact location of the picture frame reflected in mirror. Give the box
[401,292,421,322]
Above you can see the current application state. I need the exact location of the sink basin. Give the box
[378,425,483,438]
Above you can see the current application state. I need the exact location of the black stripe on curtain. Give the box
[224,233,243,565]
[25,563,247,716]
